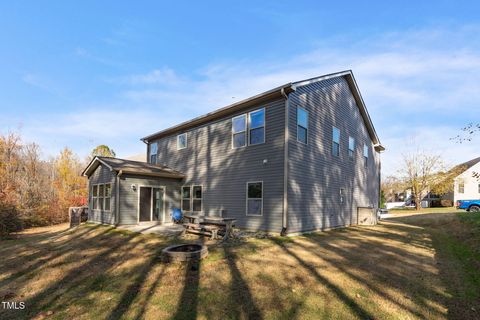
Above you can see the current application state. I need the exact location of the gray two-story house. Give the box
[82,70,384,234]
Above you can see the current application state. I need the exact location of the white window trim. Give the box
[364,144,369,167]
[91,183,112,212]
[192,185,204,213]
[92,185,98,210]
[246,181,263,216]
[296,106,308,145]
[332,126,340,157]
[104,183,112,212]
[248,108,266,146]
[181,185,192,212]
[458,183,465,194]
[348,136,355,160]
[177,133,187,150]
[181,185,204,213]
[232,114,247,149]
[149,142,158,164]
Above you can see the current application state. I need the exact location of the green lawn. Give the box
[388,207,464,214]
[0,212,479,319]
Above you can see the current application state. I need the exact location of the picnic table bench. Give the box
[183,214,236,240]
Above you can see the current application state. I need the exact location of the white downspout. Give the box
[115,170,122,226]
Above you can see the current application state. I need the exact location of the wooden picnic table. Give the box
[183,214,236,240]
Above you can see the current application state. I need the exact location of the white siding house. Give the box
[453,157,480,204]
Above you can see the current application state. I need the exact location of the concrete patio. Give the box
[117,223,184,237]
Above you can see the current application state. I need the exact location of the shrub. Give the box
[0,203,23,239]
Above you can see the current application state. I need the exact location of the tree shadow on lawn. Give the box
[389,213,480,320]
[299,227,443,318]
[270,237,376,320]
[221,243,263,320]
[0,224,113,290]
[0,224,178,320]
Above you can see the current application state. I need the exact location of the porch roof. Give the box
[82,156,185,179]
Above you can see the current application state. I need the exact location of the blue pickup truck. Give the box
[457,200,480,212]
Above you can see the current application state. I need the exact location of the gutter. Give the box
[281,88,290,236]
[141,84,292,143]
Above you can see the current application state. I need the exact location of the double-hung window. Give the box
[478,183,480,194]
[99,184,105,210]
[332,127,340,157]
[192,186,203,212]
[297,107,308,144]
[363,145,369,168]
[249,109,265,145]
[232,108,265,148]
[181,185,203,212]
[91,183,111,211]
[458,183,465,194]
[348,137,355,160]
[104,184,111,211]
[182,186,191,211]
[92,185,99,210]
[340,188,345,203]
[232,114,247,148]
[246,182,263,216]
[177,133,187,150]
[150,143,158,164]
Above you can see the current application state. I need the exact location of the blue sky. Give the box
[1,1,479,175]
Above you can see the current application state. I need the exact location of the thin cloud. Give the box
[9,24,480,173]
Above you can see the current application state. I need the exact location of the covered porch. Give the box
[82,156,185,226]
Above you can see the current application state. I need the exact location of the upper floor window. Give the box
[249,108,265,145]
[332,127,340,157]
[177,133,187,150]
[297,107,308,144]
[363,144,369,168]
[458,183,465,194]
[232,114,247,148]
[348,137,355,160]
[150,143,158,164]
[478,183,480,194]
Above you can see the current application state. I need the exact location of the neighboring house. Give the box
[451,157,480,205]
[82,70,384,234]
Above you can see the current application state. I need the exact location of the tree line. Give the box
[0,132,115,238]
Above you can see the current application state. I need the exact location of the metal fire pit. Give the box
[162,244,208,262]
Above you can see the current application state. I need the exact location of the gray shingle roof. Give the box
[455,156,480,172]
[82,157,184,178]
[140,70,384,151]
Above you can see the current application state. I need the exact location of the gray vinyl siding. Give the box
[287,76,381,233]
[151,98,285,231]
[118,174,182,225]
[88,164,116,225]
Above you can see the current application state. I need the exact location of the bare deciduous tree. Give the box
[0,132,88,231]
[401,150,461,210]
